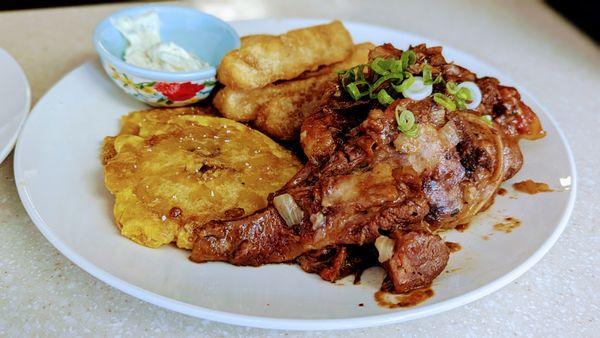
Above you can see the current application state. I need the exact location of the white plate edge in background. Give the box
[0,48,31,164]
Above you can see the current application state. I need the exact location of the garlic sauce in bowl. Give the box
[94,5,240,106]
[112,11,210,73]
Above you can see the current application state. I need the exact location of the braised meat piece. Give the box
[190,207,300,266]
[191,101,433,266]
[381,231,449,293]
[191,43,544,294]
[297,245,378,282]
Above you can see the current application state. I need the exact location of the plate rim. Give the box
[0,47,31,164]
[13,18,577,331]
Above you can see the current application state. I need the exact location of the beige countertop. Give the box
[1,0,598,336]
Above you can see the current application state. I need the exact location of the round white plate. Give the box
[0,48,30,164]
[14,19,576,330]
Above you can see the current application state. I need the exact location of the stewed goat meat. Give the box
[191,43,544,294]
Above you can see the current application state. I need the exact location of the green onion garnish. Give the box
[401,50,417,70]
[392,72,415,93]
[433,93,457,111]
[439,81,473,110]
[355,64,367,82]
[370,57,389,75]
[371,72,404,93]
[422,62,443,86]
[422,63,432,84]
[396,108,415,131]
[394,107,419,137]
[480,115,493,126]
[337,47,444,106]
[345,80,370,100]
[377,89,394,105]
[346,82,362,100]
[446,81,459,95]
[456,87,472,101]
[371,57,405,76]
[431,74,443,85]
[389,59,404,73]
[404,125,419,138]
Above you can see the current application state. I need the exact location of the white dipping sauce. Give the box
[112,11,210,72]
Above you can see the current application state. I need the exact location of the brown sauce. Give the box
[497,188,508,196]
[513,180,553,194]
[445,268,461,273]
[375,288,434,308]
[445,242,462,253]
[455,223,469,232]
[493,217,522,233]
[353,269,366,285]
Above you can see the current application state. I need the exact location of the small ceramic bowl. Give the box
[93,5,239,107]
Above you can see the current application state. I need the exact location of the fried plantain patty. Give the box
[102,107,301,249]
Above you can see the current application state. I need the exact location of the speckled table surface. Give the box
[0,0,598,336]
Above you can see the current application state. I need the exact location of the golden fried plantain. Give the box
[102,107,301,249]
[214,43,374,140]
[217,21,353,90]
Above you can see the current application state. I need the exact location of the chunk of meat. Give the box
[477,77,545,140]
[190,207,303,265]
[300,108,347,163]
[383,231,449,293]
[191,43,544,295]
[442,64,476,82]
[297,245,378,282]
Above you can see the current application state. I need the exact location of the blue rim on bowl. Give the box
[93,4,240,82]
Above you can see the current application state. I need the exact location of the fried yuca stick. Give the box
[240,34,274,46]
[217,21,354,90]
[214,43,374,140]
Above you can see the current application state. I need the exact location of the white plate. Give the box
[0,48,30,164]
[14,19,576,330]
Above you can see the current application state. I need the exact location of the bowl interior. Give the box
[95,5,240,68]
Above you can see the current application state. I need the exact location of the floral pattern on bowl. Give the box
[104,64,216,107]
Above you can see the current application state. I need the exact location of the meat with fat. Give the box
[382,231,449,293]
[191,43,544,294]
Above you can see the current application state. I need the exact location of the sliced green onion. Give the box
[480,115,493,126]
[355,64,366,82]
[389,59,404,73]
[404,124,419,138]
[456,99,467,110]
[456,87,472,101]
[446,81,459,95]
[433,93,457,111]
[394,107,419,138]
[392,72,415,93]
[422,62,444,86]
[370,72,404,92]
[337,69,352,88]
[399,111,415,132]
[345,80,370,100]
[401,50,416,70]
[377,89,394,105]
[395,107,415,132]
[346,83,362,100]
[338,64,368,87]
[370,58,389,75]
[422,63,432,84]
